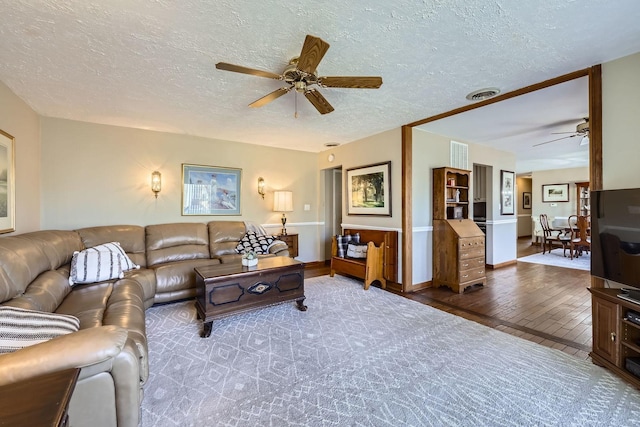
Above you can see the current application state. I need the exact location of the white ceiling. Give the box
[416,76,590,173]
[1,1,640,168]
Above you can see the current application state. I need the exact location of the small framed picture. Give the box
[500,170,515,215]
[523,192,532,209]
[542,183,569,203]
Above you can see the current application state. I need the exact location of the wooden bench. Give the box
[330,229,398,290]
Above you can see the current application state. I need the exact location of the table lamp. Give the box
[273,191,293,235]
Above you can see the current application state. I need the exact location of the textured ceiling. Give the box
[1,1,640,166]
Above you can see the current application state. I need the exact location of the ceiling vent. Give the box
[324,142,340,147]
[466,87,501,101]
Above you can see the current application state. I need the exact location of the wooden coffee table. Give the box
[195,256,306,338]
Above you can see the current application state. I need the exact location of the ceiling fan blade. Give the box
[319,76,383,89]
[249,87,291,108]
[304,89,334,114]
[533,134,579,147]
[216,62,282,80]
[297,35,330,74]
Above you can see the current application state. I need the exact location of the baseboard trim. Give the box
[303,260,329,270]
[487,260,517,269]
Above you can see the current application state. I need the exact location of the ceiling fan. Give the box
[534,118,590,147]
[215,35,383,115]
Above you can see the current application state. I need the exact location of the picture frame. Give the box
[542,183,569,203]
[522,192,532,209]
[346,161,391,216]
[181,163,242,216]
[0,130,15,234]
[500,170,515,215]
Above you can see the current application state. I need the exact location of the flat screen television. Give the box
[591,188,640,297]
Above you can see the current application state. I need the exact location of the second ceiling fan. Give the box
[534,118,590,147]
[216,35,383,115]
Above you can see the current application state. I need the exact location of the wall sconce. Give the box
[151,171,161,198]
[273,190,293,235]
[257,177,265,199]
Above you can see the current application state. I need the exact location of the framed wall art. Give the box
[500,170,515,215]
[182,164,242,216]
[0,129,15,234]
[522,192,532,209]
[346,161,391,216]
[542,183,569,203]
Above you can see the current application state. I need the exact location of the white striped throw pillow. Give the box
[0,306,80,354]
[69,242,140,286]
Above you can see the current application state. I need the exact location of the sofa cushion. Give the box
[208,221,247,258]
[335,233,360,257]
[69,242,139,286]
[77,225,147,268]
[0,231,83,303]
[0,306,80,354]
[235,231,276,255]
[145,223,210,267]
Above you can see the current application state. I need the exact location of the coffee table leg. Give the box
[296,298,307,312]
[201,321,213,338]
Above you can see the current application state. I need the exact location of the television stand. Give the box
[617,293,640,306]
[589,288,640,389]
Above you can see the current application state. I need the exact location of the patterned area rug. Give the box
[518,248,590,271]
[141,275,640,426]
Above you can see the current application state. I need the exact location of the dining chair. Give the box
[540,214,571,256]
[570,215,591,259]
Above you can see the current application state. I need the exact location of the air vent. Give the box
[450,141,468,170]
[324,142,340,147]
[466,87,501,101]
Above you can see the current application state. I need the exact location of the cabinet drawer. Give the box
[459,237,484,249]
[459,266,485,282]
[459,257,485,271]
[459,247,485,259]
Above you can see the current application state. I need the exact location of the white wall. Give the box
[40,118,322,262]
[516,177,532,237]
[411,129,517,283]
[318,128,404,279]
[0,81,41,234]
[602,52,640,190]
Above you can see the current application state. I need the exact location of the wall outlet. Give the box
[304,204,311,211]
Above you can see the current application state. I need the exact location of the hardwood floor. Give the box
[306,236,592,360]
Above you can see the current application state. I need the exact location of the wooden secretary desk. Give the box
[432,167,487,293]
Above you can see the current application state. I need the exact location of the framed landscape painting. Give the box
[500,170,515,215]
[346,161,391,216]
[542,183,569,203]
[0,130,15,234]
[181,164,242,216]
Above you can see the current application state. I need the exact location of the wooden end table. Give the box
[195,256,306,338]
[0,368,80,426]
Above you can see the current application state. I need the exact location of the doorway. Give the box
[323,167,342,261]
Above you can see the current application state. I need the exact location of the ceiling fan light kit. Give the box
[216,35,383,115]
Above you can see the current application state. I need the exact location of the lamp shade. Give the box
[273,191,293,212]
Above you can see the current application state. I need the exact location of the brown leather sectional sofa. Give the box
[0,221,288,427]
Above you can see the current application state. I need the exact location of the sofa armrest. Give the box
[269,239,290,257]
[0,325,128,387]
